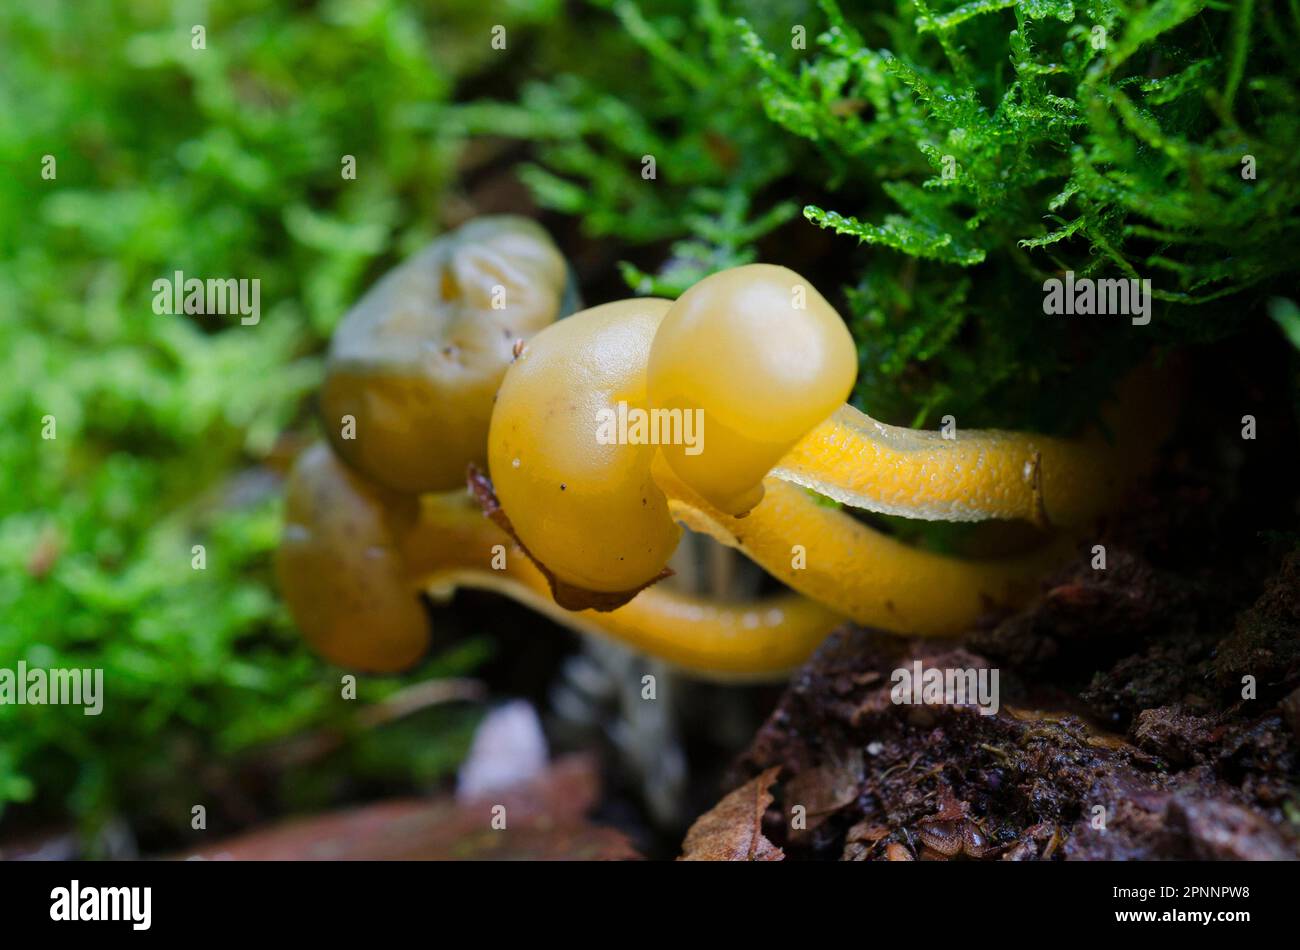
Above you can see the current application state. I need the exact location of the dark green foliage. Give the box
[482,0,1300,429]
[457,0,809,294]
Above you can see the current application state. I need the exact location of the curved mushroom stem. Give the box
[408,488,843,678]
[654,458,1075,635]
[423,568,842,681]
[279,443,841,679]
[772,361,1182,528]
[647,264,1181,528]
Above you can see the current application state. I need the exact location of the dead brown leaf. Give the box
[679,766,784,861]
[784,756,860,833]
[177,754,639,861]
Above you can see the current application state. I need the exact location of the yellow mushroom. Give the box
[320,216,570,494]
[485,265,1178,632]
[488,289,1097,631]
[282,229,842,678]
[648,264,857,516]
[653,459,1075,636]
[487,299,682,600]
[649,264,1177,528]
[278,442,429,672]
[772,366,1177,528]
[282,221,1177,679]
[277,442,841,677]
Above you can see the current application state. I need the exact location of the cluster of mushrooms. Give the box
[278,216,1175,679]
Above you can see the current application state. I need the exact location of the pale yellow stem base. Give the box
[408,493,842,679]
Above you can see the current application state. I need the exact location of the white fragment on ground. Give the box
[456,700,549,801]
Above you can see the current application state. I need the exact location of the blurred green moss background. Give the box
[2,0,1297,851]
[0,0,564,850]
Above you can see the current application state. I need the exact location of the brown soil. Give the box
[718,482,1300,859]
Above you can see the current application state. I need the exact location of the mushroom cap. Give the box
[321,216,569,494]
[277,443,428,672]
[647,264,856,514]
[487,298,682,594]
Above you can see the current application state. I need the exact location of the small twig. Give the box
[978,743,1012,764]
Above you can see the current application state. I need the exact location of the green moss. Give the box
[0,0,558,840]
[478,0,1300,430]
